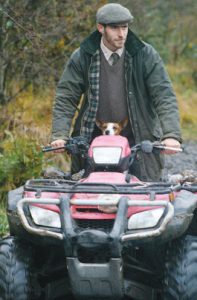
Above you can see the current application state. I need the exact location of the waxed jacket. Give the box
[51,29,182,181]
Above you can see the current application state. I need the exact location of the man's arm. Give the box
[143,44,182,153]
[51,49,85,142]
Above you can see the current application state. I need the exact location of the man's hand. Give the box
[161,138,181,154]
[51,139,66,153]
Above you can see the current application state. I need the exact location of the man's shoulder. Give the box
[70,48,81,62]
[141,42,158,56]
[69,48,88,68]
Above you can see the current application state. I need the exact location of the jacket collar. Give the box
[80,29,144,56]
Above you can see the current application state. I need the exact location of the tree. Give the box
[118,0,197,62]
[0,0,106,104]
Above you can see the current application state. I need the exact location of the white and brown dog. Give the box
[96,118,128,135]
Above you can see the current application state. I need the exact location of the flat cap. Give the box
[96,3,133,25]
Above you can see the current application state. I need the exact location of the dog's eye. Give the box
[113,126,117,130]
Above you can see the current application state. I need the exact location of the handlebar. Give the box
[42,136,89,155]
[128,140,182,168]
[42,137,182,155]
[43,145,66,152]
[133,140,183,154]
[153,144,183,152]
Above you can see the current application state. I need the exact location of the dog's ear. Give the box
[120,118,128,129]
[96,120,103,129]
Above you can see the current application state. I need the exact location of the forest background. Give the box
[0,0,196,235]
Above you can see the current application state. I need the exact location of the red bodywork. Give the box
[25,171,171,220]
[25,136,174,221]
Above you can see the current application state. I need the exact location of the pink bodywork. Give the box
[88,135,131,159]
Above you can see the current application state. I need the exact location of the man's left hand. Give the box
[161,138,181,154]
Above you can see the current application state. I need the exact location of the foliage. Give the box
[0,89,71,203]
[0,134,43,200]
[0,0,106,104]
[0,202,8,237]
[119,0,197,63]
[167,61,197,140]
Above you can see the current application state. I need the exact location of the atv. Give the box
[0,135,197,300]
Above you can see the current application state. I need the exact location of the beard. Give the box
[103,31,126,51]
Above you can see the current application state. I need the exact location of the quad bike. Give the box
[0,135,197,300]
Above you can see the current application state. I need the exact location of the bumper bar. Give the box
[17,197,174,243]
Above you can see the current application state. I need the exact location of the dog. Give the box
[96,118,128,135]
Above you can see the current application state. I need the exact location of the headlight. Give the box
[93,147,122,164]
[128,208,165,230]
[29,205,61,228]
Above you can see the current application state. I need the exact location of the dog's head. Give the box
[96,119,128,135]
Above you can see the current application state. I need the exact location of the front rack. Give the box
[25,179,183,196]
[18,177,197,244]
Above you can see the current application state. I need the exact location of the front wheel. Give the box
[0,236,37,300]
[163,235,197,300]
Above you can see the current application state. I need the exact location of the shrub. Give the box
[0,203,8,237]
[0,133,43,202]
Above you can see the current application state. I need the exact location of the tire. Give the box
[163,235,197,300]
[0,236,35,300]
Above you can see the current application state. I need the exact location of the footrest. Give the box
[66,257,124,299]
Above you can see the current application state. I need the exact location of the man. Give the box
[51,3,182,181]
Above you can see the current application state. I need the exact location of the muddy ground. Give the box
[164,140,197,175]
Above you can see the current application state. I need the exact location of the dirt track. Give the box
[164,140,197,175]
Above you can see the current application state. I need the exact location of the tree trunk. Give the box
[0,0,10,105]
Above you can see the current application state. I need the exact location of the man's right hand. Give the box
[51,139,66,153]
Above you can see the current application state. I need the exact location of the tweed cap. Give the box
[96,3,133,25]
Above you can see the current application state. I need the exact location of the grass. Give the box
[167,61,197,141]
[0,203,9,237]
[5,88,53,145]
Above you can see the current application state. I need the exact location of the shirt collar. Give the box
[100,38,124,61]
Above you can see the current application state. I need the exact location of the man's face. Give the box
[97,23,128,51]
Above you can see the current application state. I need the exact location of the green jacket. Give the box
[51,29,182,181]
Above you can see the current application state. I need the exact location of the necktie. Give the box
[111,53,119,65]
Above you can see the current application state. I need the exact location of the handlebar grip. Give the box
[154,145,183,152]
[42,145,66,152]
